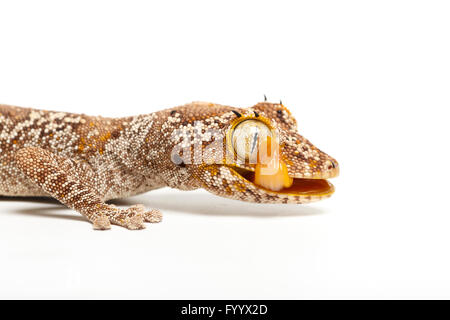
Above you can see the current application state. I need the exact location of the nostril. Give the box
[327,160,337,170]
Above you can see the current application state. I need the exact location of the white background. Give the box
[0,0,449,299]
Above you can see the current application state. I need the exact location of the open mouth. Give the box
[230,166,335,197]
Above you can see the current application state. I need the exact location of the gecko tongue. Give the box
[254,136,293,192]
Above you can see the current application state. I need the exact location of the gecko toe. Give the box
[129,204,145,214]
[125,213,146,230]
[144,209,163,223]
[93,215,111,230]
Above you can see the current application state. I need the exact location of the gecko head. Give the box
[168,101,339,204]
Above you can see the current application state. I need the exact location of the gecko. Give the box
[0,100,339,230]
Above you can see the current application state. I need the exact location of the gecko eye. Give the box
[231,120,273,161]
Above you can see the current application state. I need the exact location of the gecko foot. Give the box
[92,204,161,230]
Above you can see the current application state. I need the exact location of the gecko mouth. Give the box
[229,166,335,197]
[230,166,334,197]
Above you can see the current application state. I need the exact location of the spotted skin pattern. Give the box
[0,101,338,230]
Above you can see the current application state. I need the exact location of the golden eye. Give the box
[231,120,273,161]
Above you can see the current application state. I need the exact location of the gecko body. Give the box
[0,101,338,230]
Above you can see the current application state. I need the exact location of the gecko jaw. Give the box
[229,165,335,197]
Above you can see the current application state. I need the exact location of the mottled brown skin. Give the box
[0,101,338,230]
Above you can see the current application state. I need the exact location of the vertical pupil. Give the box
[250,128,259,153]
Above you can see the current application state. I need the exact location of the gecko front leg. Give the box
[14,147,162,230]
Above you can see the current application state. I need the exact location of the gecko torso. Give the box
[0,101,338,230]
